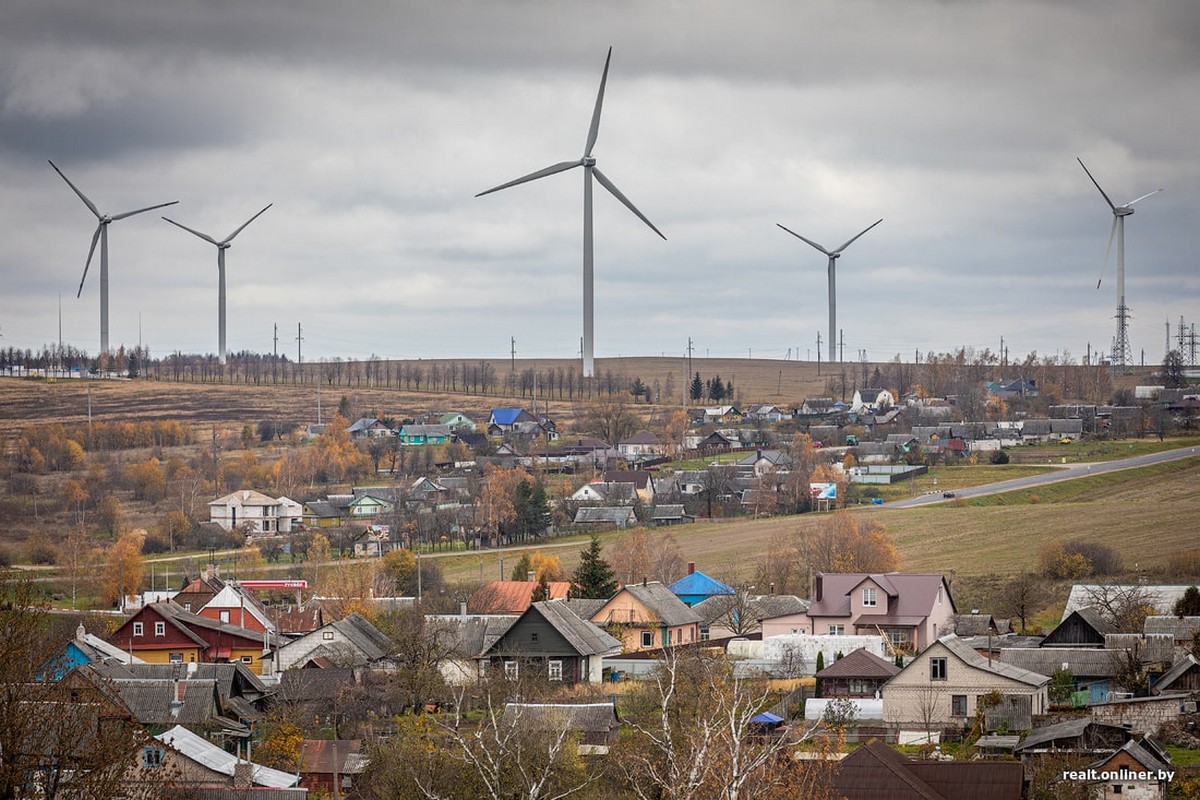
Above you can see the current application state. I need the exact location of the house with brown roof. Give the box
[775,572,955,653]
[589,581,701,652]
[815,647,900,698]
[602,470,657,503]
[107,602,271,674]
[617,430,667,461]
[833,739,1024,800]
[298,739,367,796]
[1083,737,1174,799]
[467,580,572,615]
[501,701,621,755]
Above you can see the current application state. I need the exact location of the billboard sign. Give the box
[810,482,837,500]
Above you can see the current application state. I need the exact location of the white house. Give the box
[208,490,302,534]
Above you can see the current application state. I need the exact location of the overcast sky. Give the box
[2,1,1197,367]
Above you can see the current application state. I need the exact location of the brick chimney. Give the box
[814,573,823,602]
[687,562,695,575]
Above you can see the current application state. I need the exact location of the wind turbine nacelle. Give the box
[1115,207,1134,217]
[582,156,596,167]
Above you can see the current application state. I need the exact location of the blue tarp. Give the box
[751,712,784,725]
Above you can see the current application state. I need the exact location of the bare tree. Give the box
[1084,584,1157,633]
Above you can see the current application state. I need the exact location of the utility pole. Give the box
[296,323,303,365]
[511,336,516,372]
[838,329,845,363]
[816,332,822,376]
[687,337,694,380]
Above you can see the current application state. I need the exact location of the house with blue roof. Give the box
[669,563,735,607]
[488,408,535,431]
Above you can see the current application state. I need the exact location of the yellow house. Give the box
[591,581,701,652]
[107,601,272,675]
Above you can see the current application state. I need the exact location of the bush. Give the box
[1038,540,1092,579]
[0,546,12,568]
[1064,541,1121,576]
[141,530,172,555]
[990,449,1010,465]
[26,536,58,566]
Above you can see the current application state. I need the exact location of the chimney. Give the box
[233,761,254,788]
[815,574,823,603]
[460,602,467,619]
[526,571,536,582]
[687,562,695,575]
[187,660,198,677]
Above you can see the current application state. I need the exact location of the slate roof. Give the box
[278,668,358,704]
[328,613,393,661]
[156,725,299,788]
[423,614,518,658]
[1144,615,1200,642]
[299,739,362,775]
[668,570,735,598]
[109,678,222,726]
[619,430,662,445]
[1088,738,1172,775]
[1105,633,1176,663]
[400,423,452,438]
[467,581,572,614]
[690,593,810,627]
[574,506,637,525]
[998,648,1116,678]
[815,647,901,680]
[1014,718,1131,753]
[938,634,1050,687]
[489,601,621,658]
[1063,584,1195,619]
[610,582,702,627]
[501,702,620,733]
[651,504,689,521]
[953,614,1003,637]
[558,598,609,621]
[1154,654,1200,694]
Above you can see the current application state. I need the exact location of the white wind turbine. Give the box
[49,160,178,357]
[476,47,665,378]
[162,204,272,365]
[777,218,882,364]
[1077,157,1161,371]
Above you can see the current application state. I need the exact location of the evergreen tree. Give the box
[630,377,648,403]
[531,573,551,603]
[571,536,618,599]
[814,650,825,697]
[510,552,534,581]
[689,372,704,402]
[512,479,552,540]
[1174,585,1200,617]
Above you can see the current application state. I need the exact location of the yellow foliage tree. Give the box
[102,530,144,608]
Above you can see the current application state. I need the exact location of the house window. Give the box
[241,656,253,664]
[930,657,947,681]
[829,624,845,636]
[700,626,710,641]
[531,632,539,643]
[504,661,519,681]
[641,631,654,648]
[548,660,563,682]
[863,587,877,607]
[169,653,183,664]
[220,610,230,623]
[951,695,967,716]
[133,622,144,637]
[323,631,335,641]
[183,603,192,612]
[937,586,943,605]
[143,747,164,768]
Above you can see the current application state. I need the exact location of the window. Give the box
[155,622,166,637]
[183,603,192,612]
[323,631,335,641]
[700,626,710,641]
[937,586,943,605]
[951,695,967,716]
[143,747,164,768]
[548,660,563,682]
[241,656,253,664]
[133,622,144,637]
[531,632,539,643]
[863,587,877,607]
[930,657,947,681]
[829,624,844,636]
[504,661,519,680]
[220,610,230,623]
[641,631,654,648]
[169,653,183,664]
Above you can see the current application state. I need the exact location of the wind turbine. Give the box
[777,218,882,364]
[476,47,665,379]
[1077,157,1161,372]
[48,160,178,358]
[162,204,272,366]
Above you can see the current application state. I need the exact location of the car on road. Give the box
[942,491,956,498]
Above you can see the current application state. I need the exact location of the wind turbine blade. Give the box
[776,223,831,256]
[592,167,666,240]
[78,224,101,298]
[832,218,884,254]
[1077,157,1116,211]
[1097,217,1117,290]
[476,159,583,197]
[584,47,613,158]
[48,160,100,219]
[222,203,273,244]
[1126,188,1163,206]
[112,200,179,221]
[162,216,219,245]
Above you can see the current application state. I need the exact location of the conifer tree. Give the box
[570,536,618,599]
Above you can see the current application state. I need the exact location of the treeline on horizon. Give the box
[0,342,1131,406]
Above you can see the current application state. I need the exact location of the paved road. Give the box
[885,445,1200,509]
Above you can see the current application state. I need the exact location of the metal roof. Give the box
[156,725,298,788]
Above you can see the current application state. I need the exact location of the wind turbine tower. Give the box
[777,218,882,364]
[49,161,178,357]
[162,204,272,365]
[1077,157,1161,374]
[476,47,665,378]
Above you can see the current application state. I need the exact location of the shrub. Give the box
[1064,541,1121,576]
[990,449,1010,465]
[26,537,58,565]
[141,530,172,555]
[0,546,12,568]
[1038,540,1092,579]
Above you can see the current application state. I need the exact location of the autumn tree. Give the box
[102,530,144,609]
[797,512,899,575]
[97,495,124,535]
[994,571,1048,634]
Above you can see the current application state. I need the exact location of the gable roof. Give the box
[1013,718,1131,753]
[935,634,1050,687]
[328,613,393,661]
[618,430,662,446]
[1144,615,1200,641]
[809,572,953,620]
[490,408,533,426]
[574,506,637,525]
[1153,653,1200,694]
[501,702,620,733]
[835,739,1024,800]
[603,582,702,627]
[815,647,901,680]
[487,601,622,658]
[1063,584,1195,619]
[998,647,1116,678]
[603,470,653,489]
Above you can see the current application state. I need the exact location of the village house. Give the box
[815,647,901,698]
[882,634,1050,731]
[617,430,667,460]
[467,580,572,615]
[273,612,393,672]
[589,580,701,652]
[398,423,452,446]
[208,490,302,534]
[346,417,393,440]
[107,602,271,675]
[483,600,622,684]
